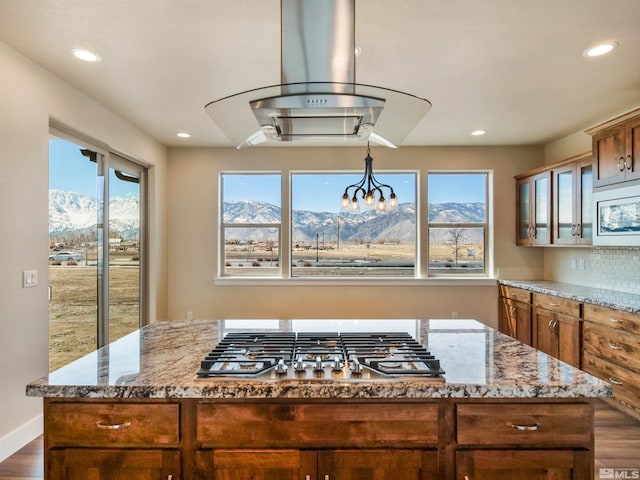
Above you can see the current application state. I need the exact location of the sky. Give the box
[223,172,486,213]
[49,139,139,198]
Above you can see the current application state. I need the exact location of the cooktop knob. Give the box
[350,358,362,374]
[331,356,342,371]
[314,356,324,372]
[295,355,306,372]
[275,358,288,375]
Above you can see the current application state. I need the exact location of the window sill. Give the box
[214,277,498,287]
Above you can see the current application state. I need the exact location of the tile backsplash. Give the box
[590,247,640,295]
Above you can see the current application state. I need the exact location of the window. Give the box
[220,173,281,277]
[219,169,491,279]
[291,172,416,277]
[427,172,488,276]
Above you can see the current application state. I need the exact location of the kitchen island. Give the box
[27,318,611,480]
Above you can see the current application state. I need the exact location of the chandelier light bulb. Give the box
[389,193,398,209]
[377,196,386,211]
[365,191,375,206]
[350,196,360,211]
[341,193,350,209]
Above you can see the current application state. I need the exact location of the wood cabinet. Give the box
[532,293,582,368]
[552,153,593,245]
[45,401,181,480]
[590,114,640,188]
[456,402,593,480]
[43,397,596,480]
[516,171,551,245]
[498,285,532,345]
[582,304,640,413]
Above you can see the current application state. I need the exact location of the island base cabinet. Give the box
[195,449,438,480]
[456,449,592,480]
[48,448,181,479]
[195,450,316,480]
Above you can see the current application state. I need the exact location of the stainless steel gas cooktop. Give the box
[196,331,445,381]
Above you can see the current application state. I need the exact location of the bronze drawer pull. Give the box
[507,422,540,431]
[608,317,621,324]
[95,420,132,430]
[608,377,623,386]
[548,302,559,307]
[608,343,622,351]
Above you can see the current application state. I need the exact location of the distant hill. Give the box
[49,192,485,244]
[49,189,140,239]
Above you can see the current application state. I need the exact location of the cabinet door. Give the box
[553,164,577,245]
[196,450,316,480]
[457,449,591,479]
[624,116,640,182]
[516,179,531,245]
[319,450,438,480]
[532,172,551,245]
[576,159,593,244]
[533,307,556,358]
[556,313,582,368]
[48,448,180,480]
[499,297,532,345]
[593,124,627,187]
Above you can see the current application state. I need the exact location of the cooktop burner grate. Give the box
[196,331,445,379]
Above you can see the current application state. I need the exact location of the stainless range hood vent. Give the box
[205,0,431,148]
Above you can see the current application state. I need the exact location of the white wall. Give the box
[0,41,168,460]
[166,145,544,327]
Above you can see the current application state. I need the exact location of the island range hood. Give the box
[204,0,431,148]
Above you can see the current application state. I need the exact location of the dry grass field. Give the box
[48,264,139,372]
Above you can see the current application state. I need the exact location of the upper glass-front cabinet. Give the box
[516,171,551,246]
[553,155,593,245]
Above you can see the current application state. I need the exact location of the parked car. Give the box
[48,251,82,262]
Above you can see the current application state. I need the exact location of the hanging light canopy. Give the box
[341,143,398,213]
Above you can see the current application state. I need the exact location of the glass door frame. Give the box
[50,123,148,352]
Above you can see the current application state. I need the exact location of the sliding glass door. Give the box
[48,133,146,372]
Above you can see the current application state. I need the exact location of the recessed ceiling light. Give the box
[583,41,619,57]
[471,130,486,136]
[72,49,101,62]
[176,132,191,138]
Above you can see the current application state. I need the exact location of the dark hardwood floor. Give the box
[0,399,638,478]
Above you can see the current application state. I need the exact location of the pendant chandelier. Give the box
[341,143,398,213]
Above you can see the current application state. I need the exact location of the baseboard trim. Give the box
[0,414,43,463]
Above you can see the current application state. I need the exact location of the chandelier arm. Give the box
[369,174,395,194]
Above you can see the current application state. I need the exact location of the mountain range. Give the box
[50,191,486,244]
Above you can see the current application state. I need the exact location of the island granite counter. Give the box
[27,319,612,480]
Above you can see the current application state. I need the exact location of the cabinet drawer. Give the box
[532,293,581,317]
[583,304,640,335]
[583,323,640,374]
[499,285,531,303]
[582,352,640,411]
[456,403,592,446]
[46,402,180,447]
[197,402,438,448]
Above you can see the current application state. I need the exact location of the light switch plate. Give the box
[23,269,38,288]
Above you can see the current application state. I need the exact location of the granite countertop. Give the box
[26,318,611,400]
[499,280,640,314]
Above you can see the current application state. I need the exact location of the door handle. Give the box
[625,154,632,170]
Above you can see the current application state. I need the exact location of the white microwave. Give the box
[593,184,640,246]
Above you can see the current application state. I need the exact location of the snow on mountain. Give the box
[50,191,484,244]
[49,190,140,238]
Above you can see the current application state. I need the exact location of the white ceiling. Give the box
[0,0,639,148]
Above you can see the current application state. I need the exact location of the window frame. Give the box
[425,171,491,277]
[219,172,283,278]
[217,168,493,282]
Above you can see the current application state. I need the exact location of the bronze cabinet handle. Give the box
[626,154,632,170]
[608,343,622,351]
[608,377,623,385]
[618,156,626,171]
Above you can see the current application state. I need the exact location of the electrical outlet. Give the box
[578,259,586,270]
[452,312,458,319]
[187,311,193,321]
[570,259,577,270]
